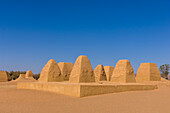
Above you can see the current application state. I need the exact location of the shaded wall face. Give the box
[126,62,136,83]
[94,65,107,82]
[104,66,114,81]
[58,63,73,81]
[136,63,161,82]
[39,64,49,82]
[64,63,73,80]
[150,64,161,81]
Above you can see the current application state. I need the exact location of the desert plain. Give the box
[0,81,170,113]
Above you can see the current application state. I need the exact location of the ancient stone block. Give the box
[136,63,161,82]
[0,71,8,82]
[58,62,73,81]
[25,70,33,78]
[104,66,114,81]
[111,60,136,83]
[94,65,107,82]
[69,55,95,83]
[39,59,63,82]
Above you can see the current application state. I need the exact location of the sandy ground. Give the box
[0,82,170,113]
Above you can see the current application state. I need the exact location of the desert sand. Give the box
[0,82,170,113]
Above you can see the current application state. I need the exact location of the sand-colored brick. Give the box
[58,62,73,81]
[39,59,63,82]
[104,66,114,81]
[69,55,95,83]
[111,60,136,83]
[136,63,161,82]
[94,65,107,82]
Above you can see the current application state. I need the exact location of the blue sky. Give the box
[0,0,170,74]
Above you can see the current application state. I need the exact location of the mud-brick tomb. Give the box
[15,55,167,97]
[0,71,9,82]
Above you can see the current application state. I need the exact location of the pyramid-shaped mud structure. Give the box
[15,73,36,82]
[39,59,63,82]
[104,66,114,81]
[0,71,8,82]
[19,74,25,79]
[25,70,33,78]
[94,65,107,82]
[111,60,136,83]
[58,62,73,81]
[136,63,161,82]
[69,55,95,83]
[16,74,26,81]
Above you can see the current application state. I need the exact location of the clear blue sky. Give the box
[0,0,170,74]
